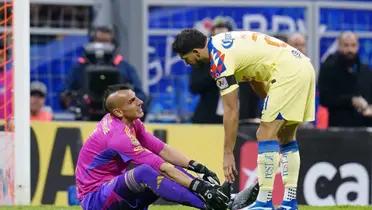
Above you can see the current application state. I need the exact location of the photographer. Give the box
[61,26,146,120]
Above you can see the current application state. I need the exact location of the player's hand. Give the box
[188,160,220,185]
[223,152,237,183]
[202,185,230,210]
[189,178,229,210]
[202,173,220,186]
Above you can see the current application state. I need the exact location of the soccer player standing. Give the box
[173,29,315,210]
[75,84,229,210]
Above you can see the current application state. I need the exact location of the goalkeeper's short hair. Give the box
[103,84,131,112]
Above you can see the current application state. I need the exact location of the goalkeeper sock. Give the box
[130,164,205,209]
[256,140,280,203]
[280,141,300,201]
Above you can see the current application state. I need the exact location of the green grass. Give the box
[0,206,372,210]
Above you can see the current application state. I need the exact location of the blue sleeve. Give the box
[120,62,146,101]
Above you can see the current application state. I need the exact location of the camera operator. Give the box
[61,26,146,121]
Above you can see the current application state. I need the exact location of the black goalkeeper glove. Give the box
[188,160,220,185]
[189,178,229,210]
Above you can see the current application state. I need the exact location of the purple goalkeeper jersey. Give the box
[75,114,166,201]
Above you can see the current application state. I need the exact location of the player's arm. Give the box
[159,145,220,184]
[134,120,166,154]
[222,88,239,153]
[249,80,268,99]
[159,144,190,167]
[213,61,239,182]
[222,88,239,182]
[159,162,192,186]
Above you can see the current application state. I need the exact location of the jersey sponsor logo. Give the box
[209,47,227,79]
[221,32,234,49]
[124,126,144,153]
[216,77,229,90]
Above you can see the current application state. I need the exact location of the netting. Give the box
[0,0,15,205]
[0,0,13,127]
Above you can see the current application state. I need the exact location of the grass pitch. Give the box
[0,206,372,210]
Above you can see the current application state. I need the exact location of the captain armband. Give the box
[215,75,237,91]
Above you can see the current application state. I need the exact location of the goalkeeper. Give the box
[75,84,229,210]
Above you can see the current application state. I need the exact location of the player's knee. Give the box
[278,124,299,144]
[278,131,292,145]
[256,124,277,140]
[257,121,285,140]
[135,164,158,181]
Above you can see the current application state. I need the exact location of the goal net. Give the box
[0,0,30,205]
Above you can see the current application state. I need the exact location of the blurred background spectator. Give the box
[60,26,147,121]
[287,33,306,54]
[318,31,372,127]
[30,81,53,121]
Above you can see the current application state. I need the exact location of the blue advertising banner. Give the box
[147,5,308,122]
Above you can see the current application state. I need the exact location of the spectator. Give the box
[30,81,53,121]
[61,26,146,120]
[318,31,372,127]
[210,17,234,35]
[287,33,306,54]
[189,17,235,124]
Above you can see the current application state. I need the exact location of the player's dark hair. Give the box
[103,84,131,112]
[172,29,207,55]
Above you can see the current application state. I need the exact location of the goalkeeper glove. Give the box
[189,178,229,210]
[187,160,220,185]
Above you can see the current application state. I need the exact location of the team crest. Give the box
[221,32,234,49]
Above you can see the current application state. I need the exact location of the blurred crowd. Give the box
[1,14,371,128]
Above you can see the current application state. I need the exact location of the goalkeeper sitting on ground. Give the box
[75,84,230,210]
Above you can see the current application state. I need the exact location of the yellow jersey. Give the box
[208,31,310,96]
